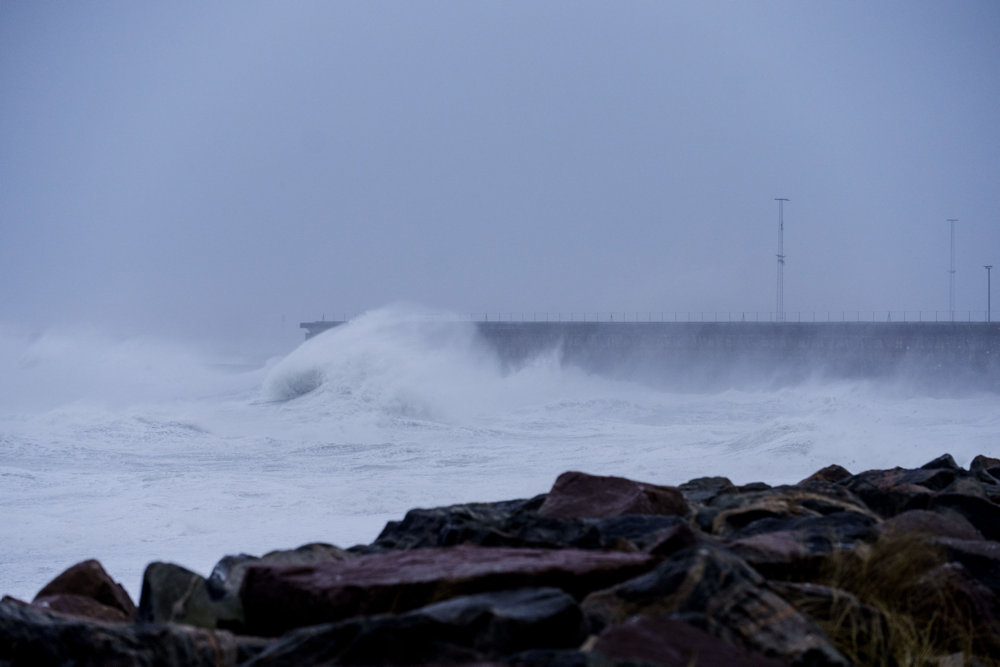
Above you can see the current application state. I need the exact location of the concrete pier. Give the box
[299,320,1000,390]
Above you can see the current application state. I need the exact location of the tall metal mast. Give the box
[986,265,993,323]
[948,219,958,321]
[775,198,790,322]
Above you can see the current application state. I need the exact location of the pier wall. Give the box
[300,321,1000,391]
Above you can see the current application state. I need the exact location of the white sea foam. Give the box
[1,306,997,600]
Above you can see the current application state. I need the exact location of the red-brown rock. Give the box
[537,471,689,519]
[800,463,852,484]
[590,615,788,666]
[240,544,657,636]
[32,594,132,624]
[33,559,136,621]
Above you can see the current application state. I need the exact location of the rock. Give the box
[0,597,266,666]
[694,485,874,537]
[677,475,737,505]
[921,453,961,470]
[240,544,658,636]
[372,496,549,550]
[933,538,1000,594]
[32,559,136,621]
[139,562,244,631]
[930,490,1000,541]
[971,454,1000,481]
[725,511,879,580]
[139,543,352,632]
[880,509,983,541]
[770,581,891,666]
[799,464,852,485]
[31,593,132,624]
[207,542,350,601]
[537,471,689,519]
[589,615,787,666]
[581,544,848,666]
[245,587,586,665]
[374,498,692,554]
[842,468,945,517]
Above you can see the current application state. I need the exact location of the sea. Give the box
[1,305,998,601]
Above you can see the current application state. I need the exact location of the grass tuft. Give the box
[789,532,999,666]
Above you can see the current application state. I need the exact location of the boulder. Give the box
[139,543,352,632]
[589,615,787,666]
[694,484,874,537]
[930,490,1000,541]
[139,562,242,630]
[244,587,586,665]
[770,581,891,666]
[375,498,693,554]
[240,544,658,636]
[933,538,1000,593]
[799,464,852,485]
[971,454,1000,481]
[537,471,689,519]
[0,598,267,666]
[725,511,879,580]
[581,544,848,666]
[32,559,136,621]
[31,593,132,624]
[880,509,983,541]
[677,475,737,505]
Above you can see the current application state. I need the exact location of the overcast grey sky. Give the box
[2,1,998,349]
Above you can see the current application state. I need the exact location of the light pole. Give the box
[775,198,789,322]
[986,265,993,323]
[948,219,958,321]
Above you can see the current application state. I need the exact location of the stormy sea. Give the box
[1,305,997,600]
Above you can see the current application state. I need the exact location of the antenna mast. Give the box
[948,219,958,321]
[775,198,790,322]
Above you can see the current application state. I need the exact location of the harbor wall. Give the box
[300,321,1000,391]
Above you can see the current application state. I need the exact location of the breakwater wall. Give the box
[300,321,1000,390]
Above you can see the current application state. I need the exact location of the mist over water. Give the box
[1,305,998,600]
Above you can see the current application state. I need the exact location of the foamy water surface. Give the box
[1,307,997,600]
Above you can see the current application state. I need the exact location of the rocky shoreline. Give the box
[3,454,1000,665]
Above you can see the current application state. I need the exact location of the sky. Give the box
[2,1,998,353]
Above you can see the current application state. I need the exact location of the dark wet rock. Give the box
[643,521,700,556]
[208,542,350,600]
[590,615,788,666]
[538,471,689,519]
[921,453,962,470]
[694,484,873,537]
[677,475,737,505]
[933,538,1000,593]
[930,489,1000,541]
[581,544,848,666]
[241,544,657,636]
[880,509,983,541]
[374,497,692,554]
[0,597,261,666]
[372,495,549,550]
[841,468,944,517]
[139,543,352,632]
[245,587,586,665]
[725,511,879,580]
[799,464,852,485]
[33,558,136,621]
[971,454,1000,481]
[139,561,243,631]
[770,581,891,665]
[737,481,773,493]
[31,593,133,624]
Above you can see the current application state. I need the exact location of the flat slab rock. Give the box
[538,470,689,519]
[241,544,657,636]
